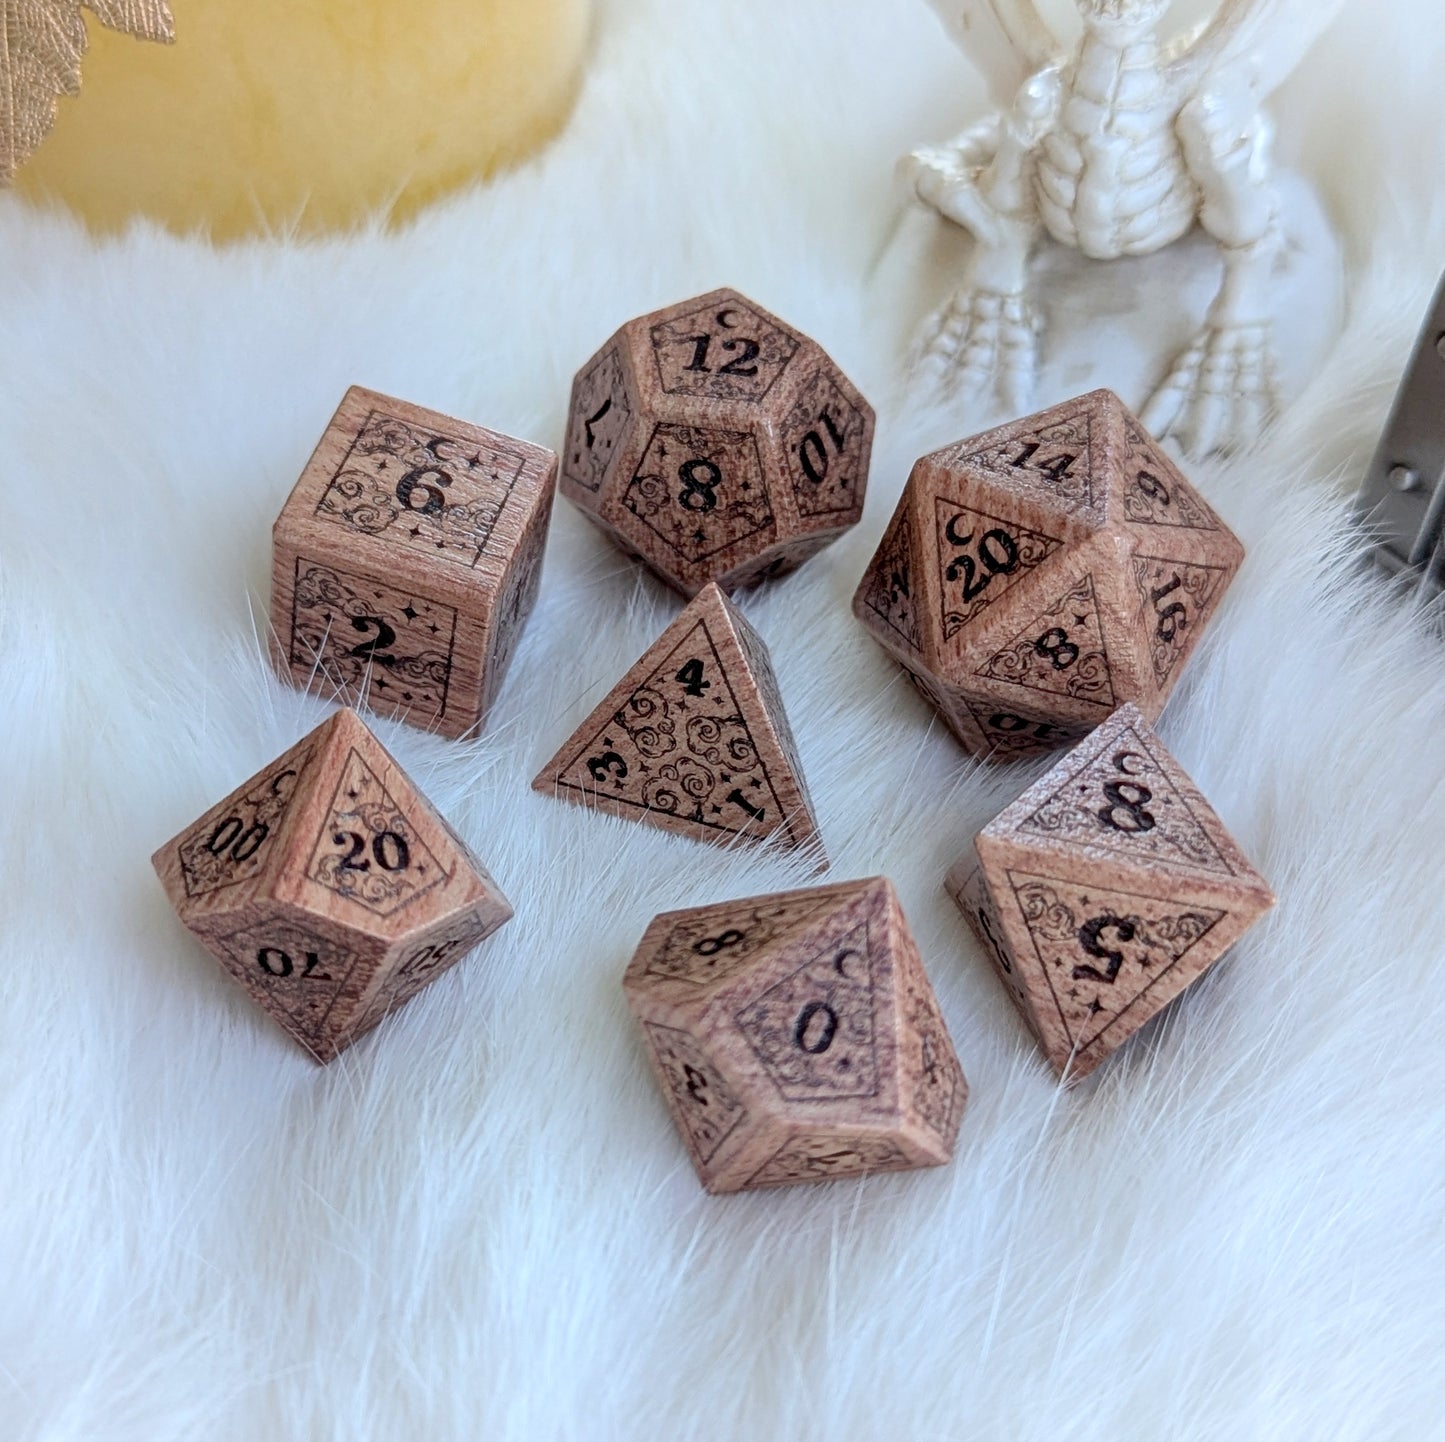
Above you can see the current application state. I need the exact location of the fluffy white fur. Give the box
[3,2,1445,1437]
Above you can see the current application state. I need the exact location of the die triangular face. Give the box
[733,921,881,1102]
[533,584,823,860]
[1112,412,1227,533]
[931,391,1109,516]
[974,572,1118,712]
[743,1132,915,1189]
[276,709,480,930]
[929,490,1065,642]
[854,497,924,659]
[1000,868,1228,1070]
[631,887,844,993]
[988,705,1266,887]
[1129,554,1233,691]
[168,733,319,907]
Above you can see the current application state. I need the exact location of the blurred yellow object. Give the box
[15,0,592,240]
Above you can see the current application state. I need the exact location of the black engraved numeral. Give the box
[400,933,471,976]
[1033,627,1080,671]
[206,817,269,863]
[793,1001,839,1054]
[395,466,453,515]
[683,1064,710,1104]
[725,789,766,822]
[675,658,711,697]
[1137,470,1171,505]
[976,906,1013,974]
[348,616,398,666]
[587,751,628,783]
[677,457,723,512]
[944,515,1020,601]
[1011,442,1075,481]
[1098,753,1156,834]
[798,408,848,484]
[1073,914,1136,985]
[682,333,761,377]
[1149,575,1188,641]
[583,396,613,448]
[256,947,331,981]
[693,928,745,957]
[989,712,1066,743]
[332,829,412,874]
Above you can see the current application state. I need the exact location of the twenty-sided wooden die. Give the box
[270,386,557,739]
[532,582,823,862]
[946,704,1274,1081]
[152,708,512,1061]
[560,287,875,597]
[853,390,1244,762]
[623,877,967,1193]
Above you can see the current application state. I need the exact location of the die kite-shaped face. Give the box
[946,704,1275,1081]
[853,390,1245,762]
[623,877,967,1193]
[561,288,876,597]
[269,386,558,740]
[152,708,513,1061]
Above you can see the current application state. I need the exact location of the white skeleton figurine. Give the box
[907,0,1344,455]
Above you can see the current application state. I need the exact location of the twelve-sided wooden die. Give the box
[560,287,875,596]
[624,877,967,1193]
[854,389,1245,761]
[946,704,1274,1081]
[270,386,557,739]
[532,582,824,863]
[153,708,513,1062]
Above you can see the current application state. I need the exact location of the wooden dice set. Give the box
[153,286,1274,1194]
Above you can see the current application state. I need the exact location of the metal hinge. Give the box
[1357,272,1445,595]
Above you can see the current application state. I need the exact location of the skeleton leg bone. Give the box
[1144,87,1284,455]
[907,72,1058,412]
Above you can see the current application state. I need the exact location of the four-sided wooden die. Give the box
[946,704,1274,1081]
[532,582,824,863]
[152,708,512,1061]
[270,386,557,740]
[623,877,967,1193]
[560,287,875,596]
[853,389,1245,761]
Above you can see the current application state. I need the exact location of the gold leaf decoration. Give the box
[1,0,173,184]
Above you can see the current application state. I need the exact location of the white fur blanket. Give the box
[3,3,1444,1438]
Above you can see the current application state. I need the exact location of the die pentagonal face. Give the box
[645,288,805,406]
[564,290,872,597]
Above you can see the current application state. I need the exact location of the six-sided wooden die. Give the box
[853,389,1245,762]
[560,287,875,596]
[624,877,967,1193]
[152,708,513,1061]
[532,582,824,862]
[270,386,557,739]
[946,703,1274,1081]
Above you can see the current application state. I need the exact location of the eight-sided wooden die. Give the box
[152,708,513,1061]
[560,287,875,596]
[945,703,1274,1081]
[853,389,1244,762]
[270,386,557,739]
[623,877,967,1193]
[532,582,824,863]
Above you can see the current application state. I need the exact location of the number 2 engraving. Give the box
[348,616,397,666]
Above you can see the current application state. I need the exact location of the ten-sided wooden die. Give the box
[560,287,875,596]
[532,582,824,863]
[624,877,967,1193]
[946,704,1274,1081]
[152,708,512,1061]
[270,386,557,739]
[853,390,1244,761]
